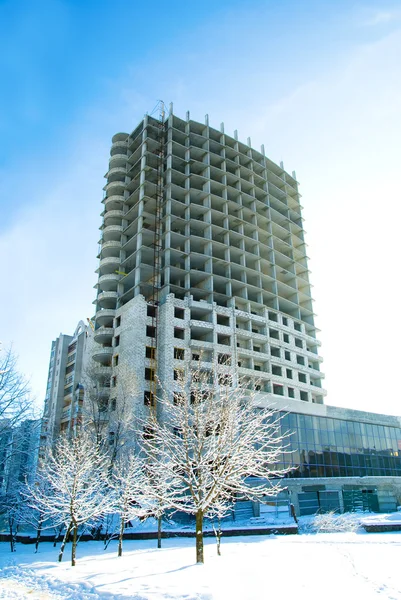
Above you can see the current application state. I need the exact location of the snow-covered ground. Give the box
[1,525,401,599]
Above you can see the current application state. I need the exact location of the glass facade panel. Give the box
[280,412,401,478]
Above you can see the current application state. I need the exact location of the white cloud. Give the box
[361,8,401,26]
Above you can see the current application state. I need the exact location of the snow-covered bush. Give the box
[303,511,361,533]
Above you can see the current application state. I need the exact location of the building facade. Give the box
[40,321,87,451]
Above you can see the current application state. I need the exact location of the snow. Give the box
[1,527,401,599]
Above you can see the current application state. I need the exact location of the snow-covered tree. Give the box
[0,347,33,436]
[28,431,112,565]
[142,365,290,564]
[111,451,150,557]
[81,363,138,473]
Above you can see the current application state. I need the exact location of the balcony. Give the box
[106,166,126,183]
[93,325,114,344]
[97,273,120,292]
[109,153,127,168]
[103,209,124,226]
[92,346,114,365]
[100,240,121,258]
[103,225,123,242]
[98,256,120,276]
[104,181,125,196]
[96,291,118,309]
[95,308,116,327]
[103,195,124,211]
[112,132,129,143]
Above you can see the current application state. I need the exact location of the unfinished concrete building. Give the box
[92,107,326,415]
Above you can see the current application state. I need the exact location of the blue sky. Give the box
[1,0,401,414]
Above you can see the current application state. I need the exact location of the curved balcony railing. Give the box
[92,346,114,364]
[104,209,124,224]
[100,240,121,259]
[97,273,120,292]
[103,196,124,213]
[95,308,116,326]
[98,256,120,276]
[112,132,129,143]
[97,291,118,309]
[93,326,114,344]
[106,167,126,183]
[104,181,125,195]
[109,153,127,168]
[103,225,123,242]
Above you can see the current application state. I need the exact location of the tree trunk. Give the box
[71,523,78,567]
[9,518,15,553]
[195,510,204,564]
[157,515,162,549]
[58,522,72,562]
[118,517,125,557]
[35,519,43,553]
[213,520,222,556]
[53,525,63,548]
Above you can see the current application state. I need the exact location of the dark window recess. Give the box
[147,304,157,317]
[295,338,303,349]
[174,369,183,381]
[114,335,120,347]
[174,347,185,360]
[286,369,292,379]
[282,317,288,326]
[283,333,290,343]
[111,376,117,387]
[111,399,117,411]
[300,391,309,401]
[298,373,307,383]
[272,365,282,376]
[217,334,231,346]
[285,350,291,361]
[113,355,119,366]
[173,392,185,405]
[109,431,115,446]
[115,316,121,328]
[143,426,155,440]
[144,391,155,406]
[192,353,200,361]
[217,314,229,326]
[294,322,302,332]
[174,327,185,339]
[288,387,295,398]
[146,325,156,338]
[269,329,279,340]
[218,373,232,386]
[297,355,305,366]
[271,347,280,358]
[253,346,260,353]
[273,384,284,396]
[174,307,185,319]
[218,353,231,365]
[268,312,278,322]
[254,365,261,372]
[146,346,156,359]
[145,368,155,381]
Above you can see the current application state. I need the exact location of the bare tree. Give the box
[111,451,150,557]
[28,431,112,566]
[0,346,33,437]
[81,363,138,472]
[142,366,290,564]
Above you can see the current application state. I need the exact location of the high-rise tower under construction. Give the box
[91,105,325,413]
